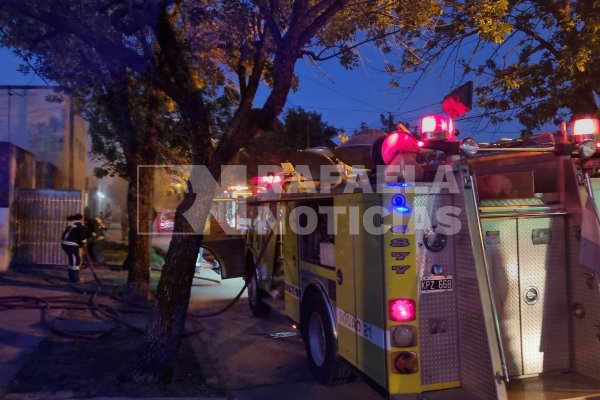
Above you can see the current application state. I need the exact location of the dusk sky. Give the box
[0,45,546,144]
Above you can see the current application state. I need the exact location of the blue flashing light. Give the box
[386,182,413,188]
[391,194,411,214]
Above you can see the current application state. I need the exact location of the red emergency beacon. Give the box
[571,118,600,157]
[420,114,455,141]
[381,131,421,165]
[573,118,600,141]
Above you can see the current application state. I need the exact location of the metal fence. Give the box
[13,189,83,265]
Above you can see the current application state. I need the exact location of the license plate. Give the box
[420,276,453,293]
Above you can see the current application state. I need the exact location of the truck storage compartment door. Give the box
[482,216,569,377]
[518,216,568,375]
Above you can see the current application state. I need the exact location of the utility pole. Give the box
[7,87,11,142]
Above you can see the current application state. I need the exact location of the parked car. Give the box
[155,209,175,232]
[196,247,221,275]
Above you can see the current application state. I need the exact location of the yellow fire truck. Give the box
[210,91,600,399]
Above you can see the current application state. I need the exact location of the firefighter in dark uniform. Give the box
[61,213,87,283]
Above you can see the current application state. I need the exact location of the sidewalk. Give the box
[0,263,226,400]
[0,281,65,389]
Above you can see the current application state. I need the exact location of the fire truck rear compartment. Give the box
[455,155,600,400]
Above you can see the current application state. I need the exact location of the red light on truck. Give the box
[381,131,420,165]
[251,175,282,185]
[573,118,600,137]
[420,114,454,141]
[389,298,416,322]
[421,115,438,133]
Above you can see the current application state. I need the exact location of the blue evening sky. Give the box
[0,46,549,143]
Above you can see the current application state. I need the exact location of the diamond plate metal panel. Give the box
[517,217,569,375]
[481,218,522,377]
[481,198,545,207]
[415,194,460,385]
[567,209,600,379]
[455,188,502,400]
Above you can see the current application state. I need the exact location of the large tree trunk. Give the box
[132,183,214,383]
[131,5,218,382]
[115,77,160,300]
[125,88,160,299]
[123,167,153,299]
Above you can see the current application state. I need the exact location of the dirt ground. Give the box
[0,261,225,399]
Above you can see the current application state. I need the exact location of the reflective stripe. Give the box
[62,241,80,246]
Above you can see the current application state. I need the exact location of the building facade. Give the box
[0,86,88,270]
[0,85,87,190]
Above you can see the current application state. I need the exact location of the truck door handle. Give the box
[336,269,343,285]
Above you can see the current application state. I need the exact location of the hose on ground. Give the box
[0,230,275,339]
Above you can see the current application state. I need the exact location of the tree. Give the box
[400,0,600,132]
[282,107,337,151]
[0,0,438,383]
[86,77,193,298]
[240,107,338,172]
[380,112,396,132]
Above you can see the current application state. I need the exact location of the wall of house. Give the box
[0,86,87,190]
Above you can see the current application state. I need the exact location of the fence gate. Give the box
[13,189,83,265]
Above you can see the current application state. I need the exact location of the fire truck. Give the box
[209,86,600,399]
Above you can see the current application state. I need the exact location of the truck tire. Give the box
[247,270,271,317]
[302,295,353,385]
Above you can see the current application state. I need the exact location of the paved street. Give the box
[187,269,385,400]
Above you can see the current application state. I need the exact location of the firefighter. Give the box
[61,213,87,283]
[84,216,106,263]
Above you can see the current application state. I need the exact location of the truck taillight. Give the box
[421,114,455,141]
[391,325,417,347]
[389,298,416,322]
[392,351,418,374]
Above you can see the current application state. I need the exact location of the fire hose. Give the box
[0,231,275,339]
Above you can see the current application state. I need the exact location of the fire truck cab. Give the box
[214,101,600,399]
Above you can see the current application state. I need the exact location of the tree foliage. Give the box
[401,0,600,131]
[241,107,338,169]
[86,82,185,178]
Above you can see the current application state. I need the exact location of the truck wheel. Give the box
[302,296,352,385]
[247,271,271,317]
